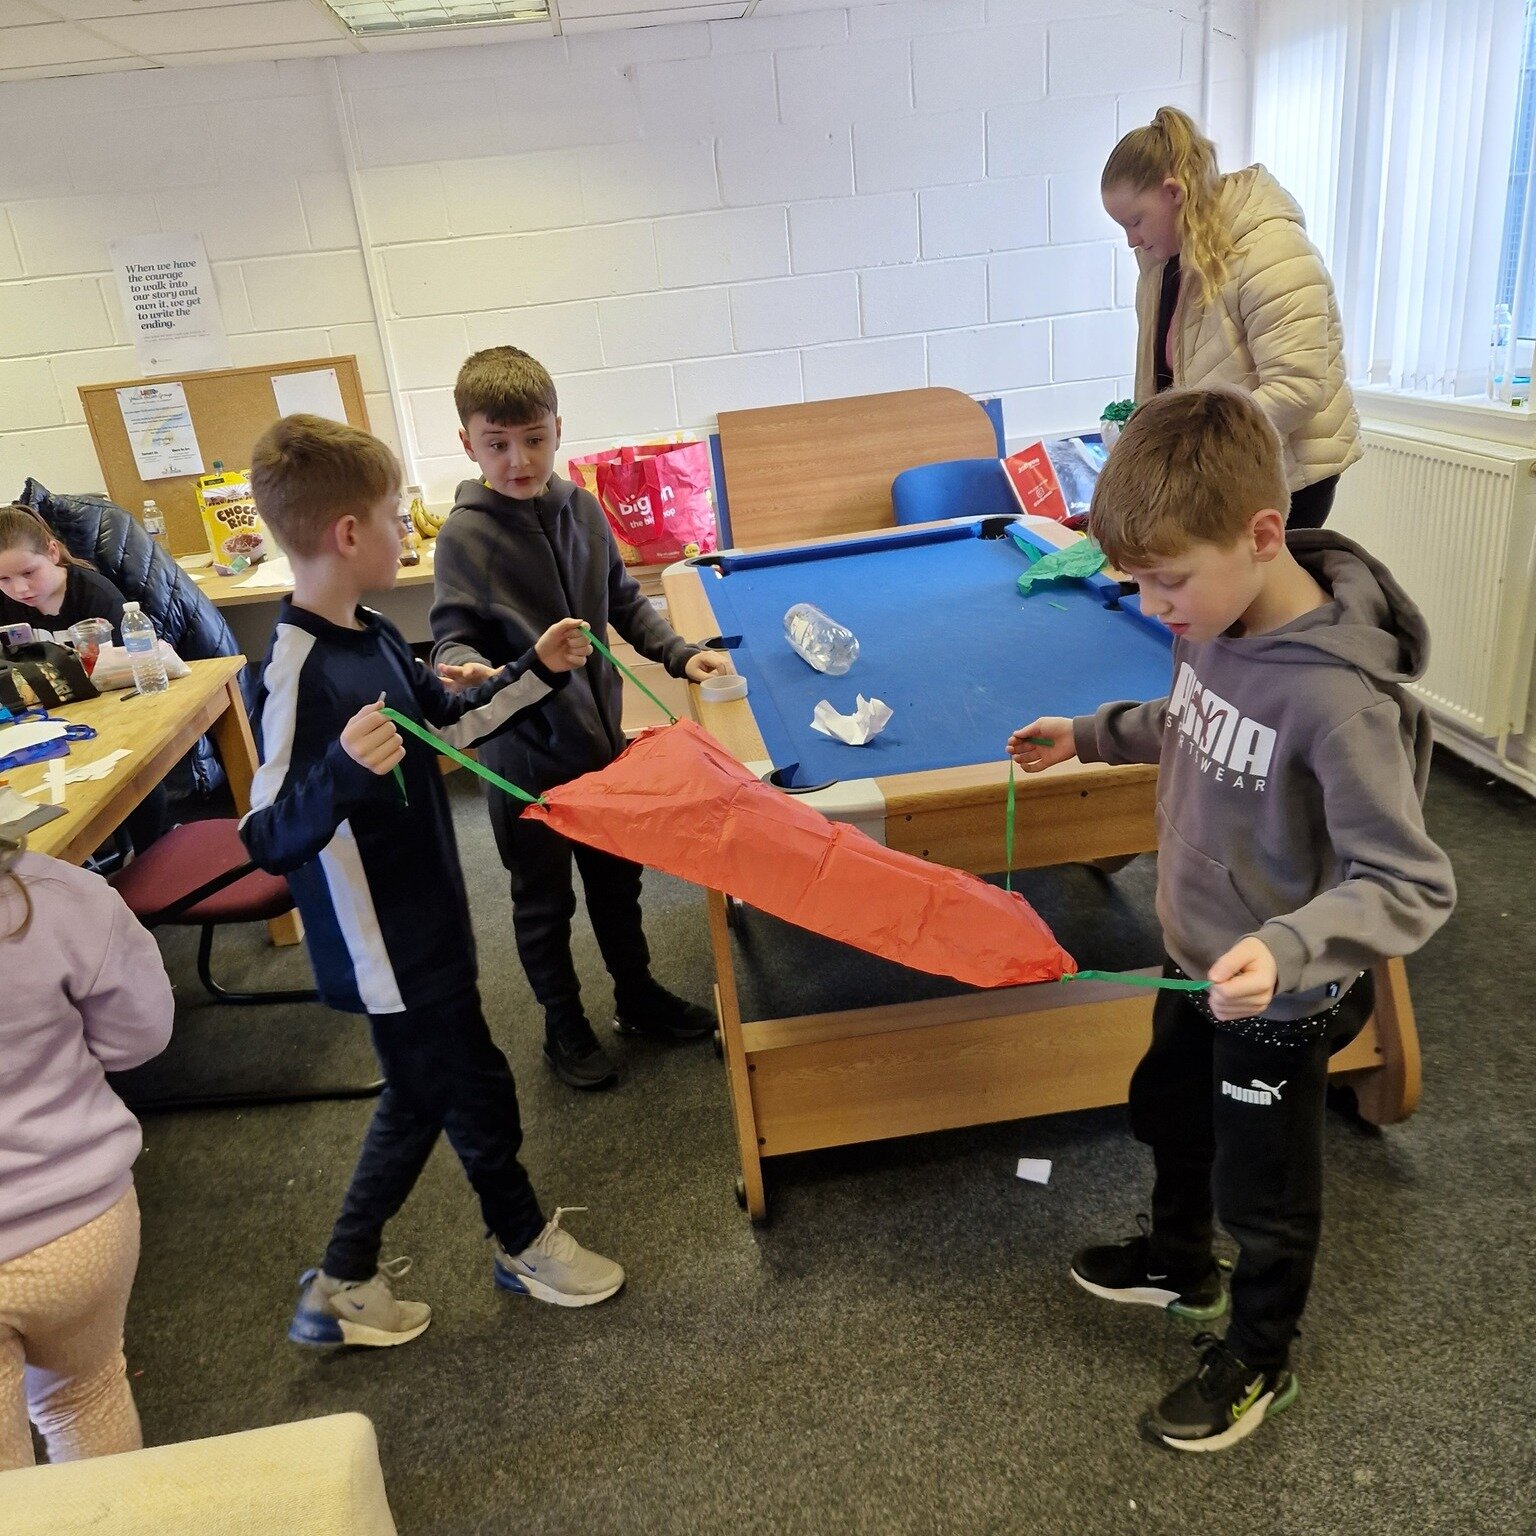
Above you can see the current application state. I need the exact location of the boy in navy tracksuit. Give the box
[241,413,624,1350]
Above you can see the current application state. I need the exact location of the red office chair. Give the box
[113,819,382,1108]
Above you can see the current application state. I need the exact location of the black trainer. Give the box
[1070,1220,1228,1321]
[612,981,714,1044]
[543,1009,618,1091]
[1143,1332,1298,1453]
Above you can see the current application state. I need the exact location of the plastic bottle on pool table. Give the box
[783,602,859,675]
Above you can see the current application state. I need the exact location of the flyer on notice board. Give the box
[116,381,205,481]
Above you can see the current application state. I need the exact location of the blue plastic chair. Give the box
[891,458,1015,526]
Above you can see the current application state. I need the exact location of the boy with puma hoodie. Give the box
[1010,389,1454,1453]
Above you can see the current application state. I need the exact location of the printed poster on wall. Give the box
[116,381,205,481]
[108,233,233,375]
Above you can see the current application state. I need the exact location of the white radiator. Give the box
[1331,426,1536,740]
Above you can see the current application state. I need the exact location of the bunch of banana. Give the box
[405,487,450,540]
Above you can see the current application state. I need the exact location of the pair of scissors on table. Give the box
[0,708,98,775]
[7,706,98,742]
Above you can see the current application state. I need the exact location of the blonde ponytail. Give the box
[1101,105,1232,304]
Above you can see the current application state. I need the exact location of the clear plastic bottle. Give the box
[783,602,859,675]
[1489,303,1514,401]
[141,498,166,547]
[121,602,168,695]
[396,489,421,566]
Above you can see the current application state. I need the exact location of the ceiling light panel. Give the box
[320,0,548,35]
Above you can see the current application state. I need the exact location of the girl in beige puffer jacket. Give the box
[1101,107,1362,528]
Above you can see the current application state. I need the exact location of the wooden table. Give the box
[182,549,441,657]
[3,657,298,946]
[665,518,1420,1222]
[181,540,672,697]
[715,386,1000,548]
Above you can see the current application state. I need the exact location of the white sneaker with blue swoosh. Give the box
[493,1207,625,1307]
[287,1256,431,1349]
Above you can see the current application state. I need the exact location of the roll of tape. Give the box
[698,673,748,703]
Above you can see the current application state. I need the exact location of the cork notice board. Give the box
[79,356,370,558]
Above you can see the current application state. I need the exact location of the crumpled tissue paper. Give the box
[809,695,893,746]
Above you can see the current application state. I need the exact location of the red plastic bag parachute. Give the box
[525,720,1076,990]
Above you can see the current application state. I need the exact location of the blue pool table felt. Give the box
[693,520,1173,789]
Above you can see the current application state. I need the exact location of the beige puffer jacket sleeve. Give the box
[1133,166,1363,493]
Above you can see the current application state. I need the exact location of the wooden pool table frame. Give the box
[661,518,1421,1222]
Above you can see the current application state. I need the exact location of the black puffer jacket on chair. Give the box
[16,478,239,796]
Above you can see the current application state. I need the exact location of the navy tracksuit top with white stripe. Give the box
[240,599,566,1016]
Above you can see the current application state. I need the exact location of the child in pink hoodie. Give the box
[0,833,173,1469]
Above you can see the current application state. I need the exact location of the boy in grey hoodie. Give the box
[430,347,733,1090]
[1010,388,1454,1453]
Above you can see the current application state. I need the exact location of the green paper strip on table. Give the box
[1016,538,1108,595]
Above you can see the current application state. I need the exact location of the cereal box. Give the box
[195,464,271,575]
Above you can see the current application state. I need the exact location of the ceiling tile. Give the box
[0,19,129,64]
[0,0,57,25]
[560,4,745,28]
[0,55,151,81]
[149,38,358,63]
[34,0,287,19]
[85,0,346,51]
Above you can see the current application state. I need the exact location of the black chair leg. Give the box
[196,924,319,1006]
[125,923,385,1109]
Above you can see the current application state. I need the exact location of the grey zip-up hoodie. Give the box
[1072,530,1455,1020]
[430,475,700,796]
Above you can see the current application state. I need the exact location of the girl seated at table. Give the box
[0,505,165,852]
[0,504,128,642]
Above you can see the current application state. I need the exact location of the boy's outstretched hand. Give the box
[1007,716,1076,771]
[535,617,593,673]
[436,660,499,693]
[1207,937,1278,1020]
[685,650,733,683]
[341,695,404,776]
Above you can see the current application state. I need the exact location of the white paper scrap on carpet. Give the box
[1016,1158,1052,1185]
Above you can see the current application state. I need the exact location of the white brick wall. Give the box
[0,3,1254,502]
[729,272,860,352]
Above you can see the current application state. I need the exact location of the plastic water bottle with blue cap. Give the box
[121,602,168,695]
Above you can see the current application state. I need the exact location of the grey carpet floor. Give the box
[117,749,1533,1535]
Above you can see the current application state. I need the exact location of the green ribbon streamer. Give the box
[1062,970,1212,992]
[391,764,408,805]
[1004,758,1016,895]
[581,625,679,724]
[381,706,544,805]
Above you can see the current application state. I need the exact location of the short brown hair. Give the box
[1089,388,1289,568]
[250,414,401,559]
[454,346,558,428]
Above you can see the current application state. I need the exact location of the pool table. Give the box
[662,516,1420,1221]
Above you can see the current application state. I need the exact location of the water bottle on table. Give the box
[141,499,166,547]
[121,602,168,695]
[784,602,859,675]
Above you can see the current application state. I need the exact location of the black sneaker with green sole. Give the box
[1143,1332,1298,1453]
[1070,1224,1229,1321]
